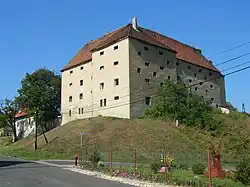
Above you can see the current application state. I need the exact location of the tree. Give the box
[143,80,217,130]
[18,68,61,150]
[0,99,20,142]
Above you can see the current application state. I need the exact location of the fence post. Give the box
[109,147,113,170]
[208,150,212,187]
[134,149,137,175]
[164,149,167,183]
[92,151,95,169]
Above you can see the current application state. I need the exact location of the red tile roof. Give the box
[62,23,220,73]
[15,111,26,118]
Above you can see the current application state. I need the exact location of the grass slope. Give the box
[1,114,249,168]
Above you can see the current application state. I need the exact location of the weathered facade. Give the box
[61,18,226,125]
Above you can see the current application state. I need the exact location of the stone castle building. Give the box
[61,18,226,125]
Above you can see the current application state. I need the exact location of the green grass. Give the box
[0,115,249,169]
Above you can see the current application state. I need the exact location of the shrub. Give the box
[177,163,189,170]
[89,150,102,164]
[235,156,250,185]
[192,162,206,175]
[150,162,162,173]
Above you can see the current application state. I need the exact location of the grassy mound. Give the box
[0,114,249,168]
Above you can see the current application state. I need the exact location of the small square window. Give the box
[194,73,197,77]
[81,108,84,114]
[100,82,104,90]
[70,70,73,74]
[204,76,207,80]
[144,46,149,51]
[100,99,103,107]
[153,72,157,77]
[166,60,170,64]
[69,96,72,102]
[80,80,83,86]
[160,66,164,70]
[114,61,119,66]
[100,66,104,70]
[69,110,72,117]
[78,108,81,114]
[199,69,202,73]
[188,79,192,83]
[104,98,107,106]
[195,87,198,91]
[209,72,212,76]
[205,90,208,94]
[177,76,180,80]
[79,93,83,100]
[114,96,119,100]
[176,62,179,66]
[114,78,119,86]
[200,82,203,85]
[145,62,150,66]
[211,98,214,101]
[145,97,151,105]
[69,82,72,86]
[168,76,171,80]
[160,82,164,86]
[138,52,141,56]
[201,96,204,98]
[114,45,118,50]
[159,51,164,55]
[137,68,141,73]
[184,84,186,87]
[100,51,104,55]
[80,66,84,70]
[210,84,214,89]
[188,66,191,69]
[145,78,150,83]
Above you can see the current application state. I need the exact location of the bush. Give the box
[192,163,205,175]
[235,156,250,185]
[150,162,163,173]
[89,150,102,164]
[177,163,189,170]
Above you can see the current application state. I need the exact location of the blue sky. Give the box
[0,0,249,112]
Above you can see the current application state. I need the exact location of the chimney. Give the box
[132,17,139,31]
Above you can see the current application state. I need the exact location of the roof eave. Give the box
[61,59,92,72]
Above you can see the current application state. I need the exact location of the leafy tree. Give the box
[225,102,238,112]
[18,68,61,150]
[143,80,217,130]
[0,99,20,142]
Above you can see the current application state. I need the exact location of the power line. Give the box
[214,52,250,66]
[208,41,250,59]
[221,60,250,72]
[60,65,250,115]
[63,60,250,113]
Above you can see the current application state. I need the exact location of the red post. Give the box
[92,151,95,169]
[164,149,167,183]
[208,150,212,187]
[109,147,113,170]
[134,149,137,175]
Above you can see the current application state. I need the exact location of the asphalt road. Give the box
[0,156,134,187]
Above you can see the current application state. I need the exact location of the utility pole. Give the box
[242,103,246,113]
[34,110,38,151]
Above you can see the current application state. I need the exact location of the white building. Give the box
[61,18,226,125]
